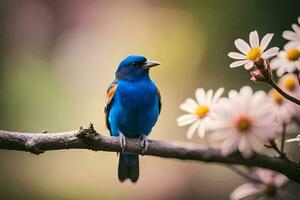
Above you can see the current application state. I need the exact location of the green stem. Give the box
[267,79,300,106]
[281,123,286,154]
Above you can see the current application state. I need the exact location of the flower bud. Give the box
[253,58,272,82]
[250,69,265,82]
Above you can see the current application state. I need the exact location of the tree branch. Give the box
[0,124,300,184]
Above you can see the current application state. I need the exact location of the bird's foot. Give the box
[118,131,126,152]
[140,134,148,154]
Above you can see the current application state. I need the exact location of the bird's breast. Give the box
[111,79,159,137]
[117,80,157,109]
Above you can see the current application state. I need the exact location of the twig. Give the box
[266,140,282,156]
[266,140,289,161]
[0,124,300,184]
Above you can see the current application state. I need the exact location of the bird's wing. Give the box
[104,80,118,132]
[157,88,162,114]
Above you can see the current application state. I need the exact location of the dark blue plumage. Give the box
[105,55,161,182]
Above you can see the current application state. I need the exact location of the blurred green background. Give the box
[0,0,300,199]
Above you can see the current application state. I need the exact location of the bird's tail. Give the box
[118,153,139,183]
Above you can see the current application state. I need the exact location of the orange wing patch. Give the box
[107,84,117,99]
[104,83,118,113]
[105,82,118,132]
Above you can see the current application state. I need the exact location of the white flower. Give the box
[283,17,300,49]
[228,30,279,70]
[177,88,224,139]
[230,169,290,200]
[268,89,295,124]
[271,47,300,77]
[210,86,280,158]
[286,134,300,144]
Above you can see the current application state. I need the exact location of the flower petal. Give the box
[244,61,254,70]
[260,33,273,52]
[240,86,253,97]
[249,30,259,48]
[286,137,300,143]
[234,39,251,54]
[180,103,198,115]
[274,174,288,187]
[251,91,267,107]
[230,60,248,68]
[206,89,213,103]
[212,88,225,104]
[238,136,253,158]
[228,52,246,59]
[220,135,239,156]
[292,24,300,34]
[177,114,197,126]
[276,66,286,77]
[228,90,238,100]
[195,88,205,104]
[282,30,298,40]
[180,98,198,112]
[284,41,300,49]
[261,47,279,59]
[186,120,201,139]
[197,121,206,138]
[230,183,263,200]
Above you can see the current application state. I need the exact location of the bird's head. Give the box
[115,55,160,81]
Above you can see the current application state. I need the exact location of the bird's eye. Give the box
[133,62,139,67]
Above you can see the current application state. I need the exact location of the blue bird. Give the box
[104,55,161,182]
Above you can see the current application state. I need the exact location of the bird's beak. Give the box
[143,60,160,69]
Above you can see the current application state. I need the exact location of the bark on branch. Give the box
[0,124,300,184]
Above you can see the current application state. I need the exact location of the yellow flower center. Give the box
[195,105,209,118]
[286,48,300,61]
[235,116,252,132]
[284,78,296,91]
[273,91,283,105]
[247,47,261,61]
